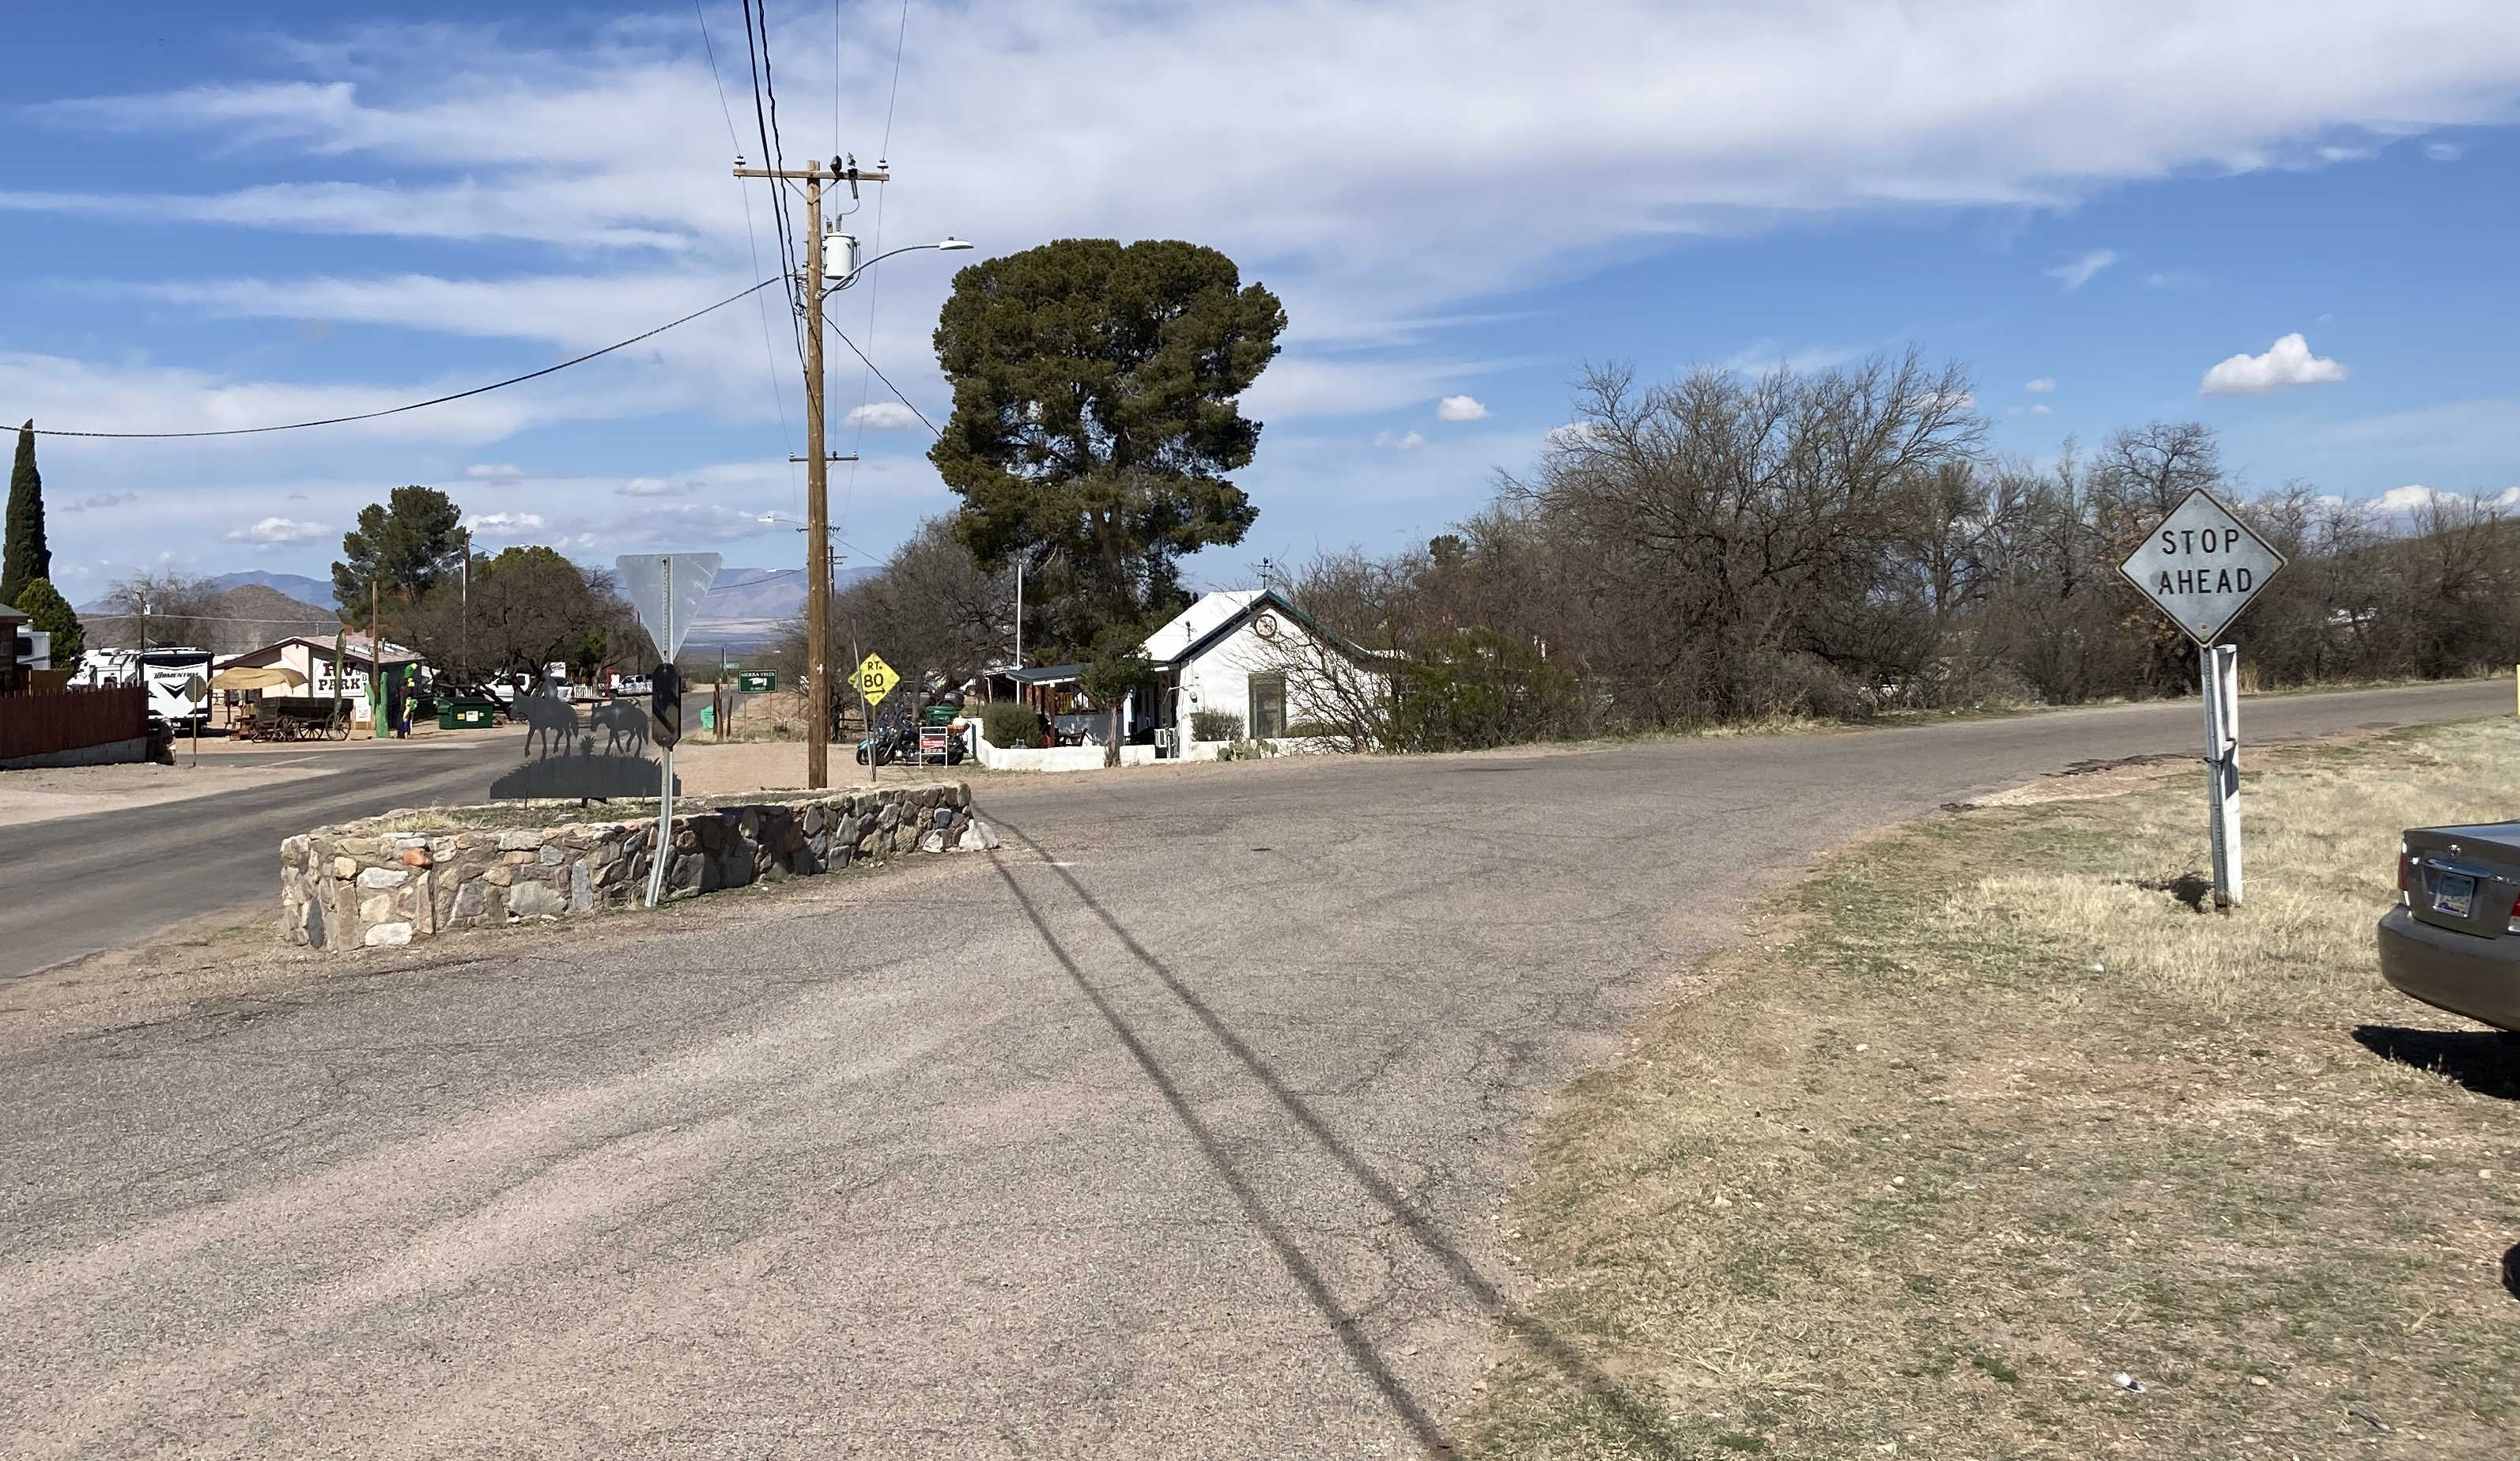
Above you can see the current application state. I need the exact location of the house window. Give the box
[1248,674,1286,739]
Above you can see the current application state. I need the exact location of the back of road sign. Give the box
[614,553,722,660]
[2116,489,2284,646]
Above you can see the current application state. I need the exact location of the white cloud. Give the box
[1373,429,1427,450]
[1435,394,1490,422]
[1545,422,1600,449]
[2144,270,2208,289]
[843,402,927,431]
[2046,249,2118,290]
[2424,140,2464,160]
[2359,484,2520,515]
[2025,377,2055,393]
[2029,403,2053,416]
[225,515,330,544]
[463,511,546,538]
[465,462,523,480]
[615,478,695,497]
[2199,333,2349,396]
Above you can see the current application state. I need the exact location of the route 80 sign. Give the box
[2117,489,2286,646]
[851,652,899,706]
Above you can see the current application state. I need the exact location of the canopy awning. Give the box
[210,665,310,693]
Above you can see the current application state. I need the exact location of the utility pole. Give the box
[369,572,383,741]
[733,157,890,790]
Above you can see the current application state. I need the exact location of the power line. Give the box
[825,317,936,436]
[840,0,915,538]
[696,0,802,512]
[13,277,784,440]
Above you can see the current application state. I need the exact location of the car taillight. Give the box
[2399,840,2413,907]
[2507,888,2520,936]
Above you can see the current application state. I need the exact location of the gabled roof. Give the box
[1147,586,1382,668]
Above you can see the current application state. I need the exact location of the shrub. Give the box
[978,700,1043,748]
[1190,708,1243,742]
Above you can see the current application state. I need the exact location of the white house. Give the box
[1141,587,1384,749]
[969,587,1385,772]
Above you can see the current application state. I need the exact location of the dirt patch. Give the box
[1463,716,2520,1458]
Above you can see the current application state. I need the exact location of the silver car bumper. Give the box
[2377,904,2520,1034]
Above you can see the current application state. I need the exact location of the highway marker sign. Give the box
[2116,490,2284,647]
[852,653,898,706]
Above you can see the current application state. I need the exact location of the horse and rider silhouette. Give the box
[514,688,651,761]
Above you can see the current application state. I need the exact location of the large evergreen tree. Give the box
[2,420,49,606]
[332,485,466,630]
[930,238,1285,657]
[13,577,84,674]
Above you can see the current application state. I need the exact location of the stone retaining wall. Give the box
[281,783,989,953]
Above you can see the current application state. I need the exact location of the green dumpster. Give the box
[438,698,500,730]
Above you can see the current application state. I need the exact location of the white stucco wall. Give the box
[1171,613,1375,745]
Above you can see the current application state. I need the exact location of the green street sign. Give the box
[736,670,776,693]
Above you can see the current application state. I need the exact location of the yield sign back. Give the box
[614,552,722,660]
[2117,490,2285,647]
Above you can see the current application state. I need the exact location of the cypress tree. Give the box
[2,420,49,607]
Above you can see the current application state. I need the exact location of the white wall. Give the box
[1172,616,1380,748]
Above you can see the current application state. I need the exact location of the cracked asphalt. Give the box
[0,681,2504,1458]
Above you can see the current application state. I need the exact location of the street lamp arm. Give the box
[827,238,972,293]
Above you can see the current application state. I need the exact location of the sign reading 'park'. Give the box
[2116,489,2286,647]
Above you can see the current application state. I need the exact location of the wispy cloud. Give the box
[2025,377,2055,393]
[1435,394,1490,422]
[224,515,329,544]
[1373,429,1427,451]
[2046,248,2118,290]
[2424,140,2464,160]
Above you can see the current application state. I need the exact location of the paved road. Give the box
[0,733,523,979]
[0,681,2504,1458]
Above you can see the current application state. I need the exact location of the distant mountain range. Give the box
[77,570,335,615]
[74,565,854,654]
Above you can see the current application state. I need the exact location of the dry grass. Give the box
[1464,718,2520,1459]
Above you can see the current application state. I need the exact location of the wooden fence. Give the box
[0,685,149,761]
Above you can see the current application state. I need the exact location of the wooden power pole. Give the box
[732,157,889,791]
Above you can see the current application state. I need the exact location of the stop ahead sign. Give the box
[2117,489,2286,647]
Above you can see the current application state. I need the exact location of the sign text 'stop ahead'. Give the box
[2116,489,2285,647]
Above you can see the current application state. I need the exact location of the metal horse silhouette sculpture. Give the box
[591,699,650,757]
[490,687,674,802]
[515,689,581,761]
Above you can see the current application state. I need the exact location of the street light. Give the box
[821,236,973,290]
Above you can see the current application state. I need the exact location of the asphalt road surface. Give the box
[0,733,523,980]
[1,681,2505,1458]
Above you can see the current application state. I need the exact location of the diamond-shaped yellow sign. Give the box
[850,652,898,706]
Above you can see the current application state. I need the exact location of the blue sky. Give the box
[5,2,2518,602]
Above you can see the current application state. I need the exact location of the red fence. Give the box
[0,686,149,762]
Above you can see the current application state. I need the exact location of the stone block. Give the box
[508,881,566,919]
[357,866,409,889]
[333,856,358,879]
[401,848,433,868]
[485,865,514,887]
[918,829,946,854]
[364,921,412,948]
[958,819,1000,851]
[538,843,565,866]
[358,892,396,924]
[497,830,544,852]
[451,878,490,922]
[930,806,954,831]
[571,860,594,912]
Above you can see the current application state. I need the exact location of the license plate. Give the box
[2433,871,2477,919]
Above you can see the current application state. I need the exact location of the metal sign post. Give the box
[618,552,720,909]
[2118,490,2284,910]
